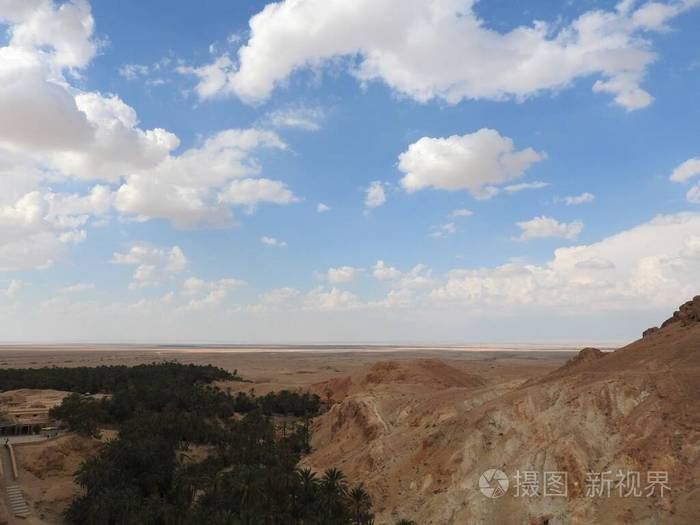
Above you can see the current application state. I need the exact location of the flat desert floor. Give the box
[0,344,583,393]
[9,343,668,525]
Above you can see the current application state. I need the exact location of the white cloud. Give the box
[317,203,330,213]
[261,236,287,247]
[114,129,293,227]
[112,243,187,289]
[0,186,110,270]
[670,157,700,204]
[432,212,700,310]
[371,260,434,288]
[687,185,700,204]
[176,55,235,100]
[449,208,473,218]
[0,232,62,272]
[261,104,325,131]
[670,157,700,182]
[10,214,700,342]
[369,288,416,309]
[364,181,386,209]
[0,0,97,70]
[398,129,544,198]
[429,222,457,239]
[0,3,296,242]
[178,0,697,110]
[2,279,23,298]
[182,276,246,311]
[397,264,435,289]
[58,282,95,294]
[258,287,300,306]
[219,177,298,210]
[575,257,615,270]
[0,47,94,151]
[119,63,149,80]
[41,91,179,183]
[304,286,359,311]
[182,277,245,296]
[515,216,583,241]
[372,260,402,281]
[326,266,362,284]
[118,58,171,85]
[503,181,550,193]
[562,192,595,205]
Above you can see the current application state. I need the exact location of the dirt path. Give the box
[368,397,391,433]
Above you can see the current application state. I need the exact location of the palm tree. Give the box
[296,467,318,488]
[347,484,372,524]
[319,468,349,521]
[321,468,348,495]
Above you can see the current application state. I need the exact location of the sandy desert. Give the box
[1,297,699,524]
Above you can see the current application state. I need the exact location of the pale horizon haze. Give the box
[0,0,699,343]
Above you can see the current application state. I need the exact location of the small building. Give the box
[41,426,59,438]
[0,407,51,436]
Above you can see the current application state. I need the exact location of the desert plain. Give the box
[0,297,699,525]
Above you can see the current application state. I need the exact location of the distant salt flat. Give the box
[0,342,620,354]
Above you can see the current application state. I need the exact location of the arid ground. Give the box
[1,297,699,525]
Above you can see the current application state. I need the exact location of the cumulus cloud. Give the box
[431,212,700,310]
[257,287,301,307]
[449,208,473,218]
[58,282,95,294]
[503,181,550,193]
[219,178,298,210]
[261,104,325,131]
[317,203,330,213]
[0,186,111,270]
[261,236,287,247]
[0,0,98,69]
[114,129,294,227]
[398,129,544,198]
[372,260,435,288]
[0,15,179,184]
[12,213,700,341]
[670,157,700,182]
[182,276,246,311]
[397,264,435,289]
[326,266,362,284]
[2,279,23,298]
[516,216,583,241]
[178,0,697,110]
[0,1,298,247]
[429,222,457,239]
[364,181,386,209]
[119,63,149,80]
[561,192,595,205]
[112,243,187,289]
[670,157,700,204]
[303,286,360,311]
[372,260,402,281]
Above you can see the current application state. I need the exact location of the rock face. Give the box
[306,297,700,524]
[644,294,700,336]
[567,346,604,365]
[312,359,486,401]
[642,326,659,337]
[661,295,700,328]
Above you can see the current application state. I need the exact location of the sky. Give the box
[0,0,699,344]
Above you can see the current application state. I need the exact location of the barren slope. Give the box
[305,298,700,524]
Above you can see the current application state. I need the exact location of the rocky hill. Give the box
[305,298,700,524]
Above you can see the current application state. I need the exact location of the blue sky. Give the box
[0,0,699,343]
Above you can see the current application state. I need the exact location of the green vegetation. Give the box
[0,362,233,393]
[33,362,373,524]
[50,393,105,438]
